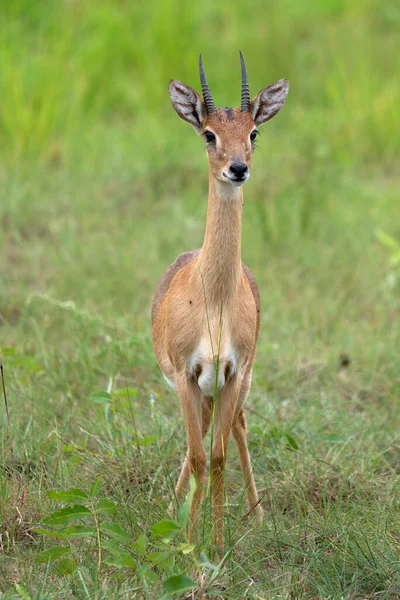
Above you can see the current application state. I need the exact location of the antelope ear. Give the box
[168,79,204,130]
[250,78,289,126]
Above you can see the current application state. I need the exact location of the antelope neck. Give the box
[196,175,243,303]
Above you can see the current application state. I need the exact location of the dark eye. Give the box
[250,130,258,142]
[204,130,216,144]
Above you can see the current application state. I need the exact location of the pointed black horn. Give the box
[199,54,216,114]
[240,51,251,112]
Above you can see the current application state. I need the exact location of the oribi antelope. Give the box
[152,52,289,547]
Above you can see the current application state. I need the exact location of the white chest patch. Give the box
[188,338,239,397]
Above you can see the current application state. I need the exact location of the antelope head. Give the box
[168,52,289,187]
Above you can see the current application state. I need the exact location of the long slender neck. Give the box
[196,174,243,303]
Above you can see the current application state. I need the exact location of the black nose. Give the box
[229,162,248,178]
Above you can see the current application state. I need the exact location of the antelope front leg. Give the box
[175,376,206,539]
[211,380,240,550]
[173,398,213,505]
[232,408,263,524]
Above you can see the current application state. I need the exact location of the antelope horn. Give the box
[240,51,251,112]
[199,54,216,114]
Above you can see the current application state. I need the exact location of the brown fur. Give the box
[152,250,260,330]
[152,250,200,324]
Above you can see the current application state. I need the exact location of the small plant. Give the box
[34,479,134,574]
[34,477,206,597]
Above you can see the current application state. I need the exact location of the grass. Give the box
[1,0,400,598]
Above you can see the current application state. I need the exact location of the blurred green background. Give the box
[1,0,400,597]
[1,0,399,314]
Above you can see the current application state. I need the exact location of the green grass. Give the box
[1,0,400,598]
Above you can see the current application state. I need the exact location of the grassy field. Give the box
[1,0,400,598]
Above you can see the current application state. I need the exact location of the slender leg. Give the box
[174,397,212,503]
[174,457,190,504]
[174,377,207,537]
[232,409,263,524]
[202,397,213,437]
[211,380,240,550]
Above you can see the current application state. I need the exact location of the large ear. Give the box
[250,78,289,126]
[168,79,204,130]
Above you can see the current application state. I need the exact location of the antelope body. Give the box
[152,53,289,548]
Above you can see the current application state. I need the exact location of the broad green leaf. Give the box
[59,526,96,538]
[177,543,195,554]
[137,563,149,576]
[142,571,161,585]
[102,539,124,555]
[48,488,88,503]
[33,528,66,538]
[36,546,70,563]
[134,533,147,555]
[286,434,299,451]
[54,557,77,576]
[14,583,32,600]
[100,522,130,543]
[61,444,85,453]
[147,551,170,564]
[103,557,124,569]
[61,444,76,453]
[103,552,135,568]
[112,552,136,569]
[63,488,88,499]
[91,391,111,404]
[139,435,158,446]
[42,504,91,526]
[152,519,181,539]
[163,574,196,594]
[96,499,117,514]
[90,478,102,497]
[149,553,173,573]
